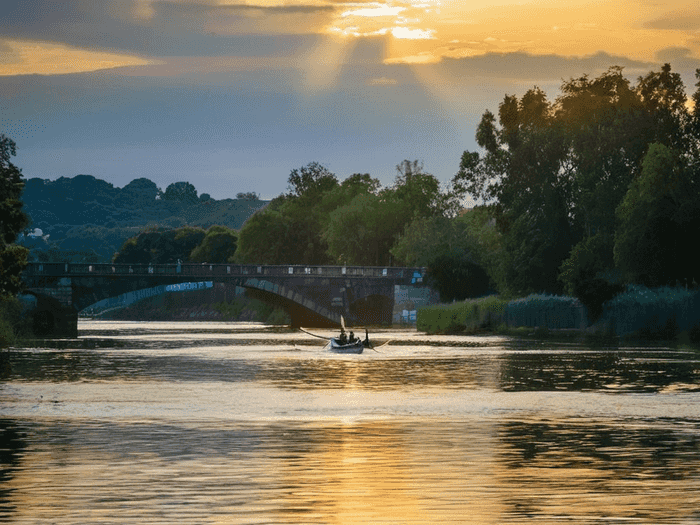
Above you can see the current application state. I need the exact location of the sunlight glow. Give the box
[391,27,435,39]
[0,40,153,76]
[342,5,406,17]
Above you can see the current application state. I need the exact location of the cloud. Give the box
[420,51,655,83]
[0,0,338,59]
[391,27,434,40]
[655,46,700,68]
[643,11,700,31]
[0,39,155,76]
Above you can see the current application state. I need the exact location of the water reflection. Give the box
[497,418,700,522]
[8,345,700,394]
[1,321,700,523]
[0,420,25,522]
[2,417,700,523]
[500,350,700,393]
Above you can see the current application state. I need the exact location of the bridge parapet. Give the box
[22,263,430,335]
[24,263,424,283]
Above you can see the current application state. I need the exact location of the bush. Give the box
[504,294,588,330]
[597,285,700,339]
[0,295,24,347]
[417,295,506,334]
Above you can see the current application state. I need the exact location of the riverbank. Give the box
[417,287,700,346]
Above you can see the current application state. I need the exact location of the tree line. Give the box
[233,64,700,317]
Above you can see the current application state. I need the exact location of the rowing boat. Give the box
[326,337,364,354]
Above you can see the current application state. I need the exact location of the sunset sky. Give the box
[2,0,699,200]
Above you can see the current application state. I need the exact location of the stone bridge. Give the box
[22,262,431,337]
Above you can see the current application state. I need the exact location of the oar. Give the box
[359,328,383,353]
[299,327,332,340]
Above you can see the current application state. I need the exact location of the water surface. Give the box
[2,321,699,523]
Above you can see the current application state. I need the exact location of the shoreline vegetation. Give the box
[417,285,700,346]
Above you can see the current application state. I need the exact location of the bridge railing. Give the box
[23,262,425,281]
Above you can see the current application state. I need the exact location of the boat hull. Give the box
[326,338,364,354]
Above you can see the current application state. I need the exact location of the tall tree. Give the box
[453,64,694,297]
[189,226,238,263]
[0,135,29,296]
[113,226,206,264]
[614,143,700,287]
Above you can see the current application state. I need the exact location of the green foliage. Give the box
[614,143,700,287]
[504,294,587,330]
[0,295,33,349]
[20,174,266,262]
[219,158,465,267]
[163,181,198,203]
[425,251,490,302]
[0,134,29,297]
[113,226,206,264]
[236,192,260,200]
[323,193,399,266]
[238,162,342,265]
[417,295,507,334]
[287,162,338,199]
[0,296,19,348]
[559,233,623,321]
[236,200,298,264]
[598,285,700,340]
[452,63,699,303]
[189,226,238,263]
[322,161,459,266]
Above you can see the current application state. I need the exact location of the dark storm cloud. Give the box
[0,0,334,57]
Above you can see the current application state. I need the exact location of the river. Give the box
[1,320,700,524]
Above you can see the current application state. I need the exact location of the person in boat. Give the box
[338,328,347,345]
[349,331,355,344]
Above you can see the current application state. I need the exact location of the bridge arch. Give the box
[21,263,432,336]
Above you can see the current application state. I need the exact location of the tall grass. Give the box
[597,285,700,339]
[417,294,587,334]
[417,296,507,334]
[504,294,587,330]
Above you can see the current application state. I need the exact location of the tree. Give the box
[121,178,161,205]
[235,198,298,264]
[189,226,238,263]
[112,226,206,264]
[236,192,259,200]
[287,162,338,199]
[323,193,400,266]
[425,252,490,302]
[452,64,694,296]
[453,86,575,294]
[0,134,29,296]
[163,182,198,204]
[390,213,492,301]
[614,143,700,287]
[558,232,622,321]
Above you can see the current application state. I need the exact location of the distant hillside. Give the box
[19,175,267,262]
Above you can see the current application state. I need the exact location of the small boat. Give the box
[326,337,364,354]
[300,322,371,355]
